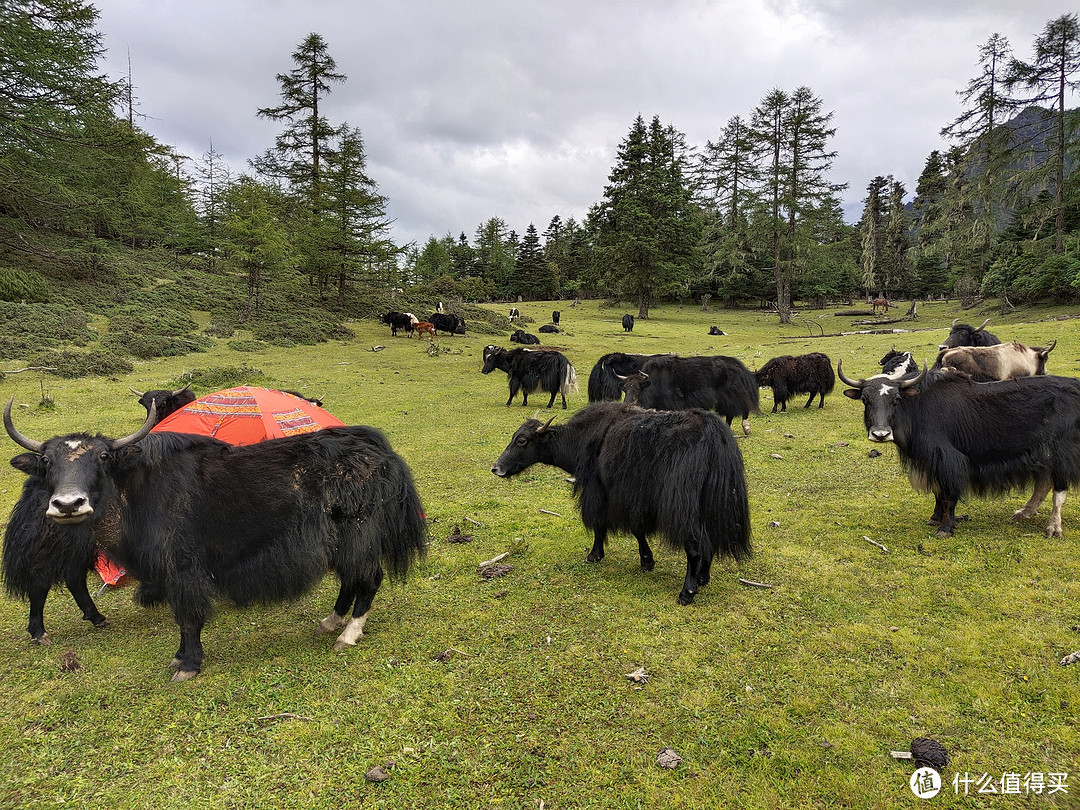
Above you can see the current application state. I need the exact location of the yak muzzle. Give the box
[868,427,894,443]
[46,492,94,523]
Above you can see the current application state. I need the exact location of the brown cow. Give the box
[413,321,435,339]
[937,340,1056,382]
[872,298,890,314]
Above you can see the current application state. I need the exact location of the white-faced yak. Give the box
[3,399,427,681]
[491,402,751,604]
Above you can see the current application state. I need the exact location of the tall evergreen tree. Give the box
[859,176,888,297]
[881,180,911,296]
[221,176,293,315]
[515,223,547,299]
[474,217,516,298]
[1006,13,1080,252]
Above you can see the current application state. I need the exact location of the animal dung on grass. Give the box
[656,748,682,769]
[491,402,751,605]
[891,737,949,771]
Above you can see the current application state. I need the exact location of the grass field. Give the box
[0,298,1077,808]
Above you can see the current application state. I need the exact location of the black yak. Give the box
[586,352,657,402]
[491,402,751,604]
[481,346,578,409]
[878,349,918,379]
[380,311,415,337]
[839,363,1080,539]
[3,399,427,680]
[622,314,634,332]
[430,313,466,336]
[753,352,835,411]
[509,329,541,345]
[939,318,1001,351]
[620,354,760,435]
[129,384,195,423]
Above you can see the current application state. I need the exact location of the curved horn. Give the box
[1045,339,1057,354]
[110,402,157,449]
[976,318,991,332]
[171,382,192,397]
[4,397,43,453]
[537,416,557,433]
[898,365,927,390]
[128,386,145,398]
[951,318,958,327]
[836,360,865,389]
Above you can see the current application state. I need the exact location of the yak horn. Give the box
[128,386,145,398]
[951,318,959,327]
[1044,339,1057,354]
[836,360,865,389]
[4,397,43,453]
[976,318,991,332]
[172,382,192,396]
[898,365,927,389]
[111,402,157,449]
[537,416,557,433]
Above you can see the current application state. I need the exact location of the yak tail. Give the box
[701,439,753,562]
[561,363,579,396]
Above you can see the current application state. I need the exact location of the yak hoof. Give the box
[585,552,604,563]
[33,633,52,646]
[170,668,199,683]
[640,559,655,572]
[934,527,953,539]
[91,616,109,628]
[1046,526,1064,539]
[677,592,696,606]
[331,639,356,652]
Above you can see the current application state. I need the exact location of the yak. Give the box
[130,384,195,423]
[838,363,1080,539]
[753,352,835,412]
[939,318,1001,351]
[509,329,541,345]
[481,346,578,409]
[878,349,918,379]
[936,340,1056,382]
[491,402,751,604]
[429,313,466,336]
[586,352,658,402]
[3,399,427,680]
[380,311,415,337]
[619,354,760,435]
[622,314,635,332]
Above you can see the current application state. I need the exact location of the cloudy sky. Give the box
[90,0,1075,248]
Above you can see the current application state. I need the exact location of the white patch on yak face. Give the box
[878,384,896,397]
[64,440,82,450]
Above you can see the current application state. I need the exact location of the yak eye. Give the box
[99,450,110,461]
[515,436,529,447]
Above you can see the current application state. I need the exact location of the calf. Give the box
[491,402,751,604]
[839,363,1080,539]
[936,340,1056,382]
[414,321,435,339]
[509,307,520,322]
[481,346,577,409]
[753,352,835,411]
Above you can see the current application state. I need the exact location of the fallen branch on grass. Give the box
[862,535,889,553]
[738,578,774,589]
[478,551,510,567]
[539,508,563,517]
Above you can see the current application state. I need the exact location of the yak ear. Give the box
[10,452,45,476]
[842,389,862,400]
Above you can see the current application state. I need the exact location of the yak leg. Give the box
[333,567,384,651]
[817,392,826,408]
[25,583,51,644]
[168,575,211,681]
[678,540,704,606]
[66,573,108,629]
[506,380,521,407]
[586,527,606,563]
[1046,490,1067,539]
[804,392,816,409]
[169,622,205,682]
[741,415,751,435]
[546,389,558,409]
[934,497,960,538]
[1013,479,1052,522]
[634,532,655,571]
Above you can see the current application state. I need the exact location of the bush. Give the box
[27,348,133,378]
[0,302,92,348]
[172,365,270,391]
[104,306,212,358]
[0,266,51,303]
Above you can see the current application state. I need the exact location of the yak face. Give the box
[619,372,650,405]
[5,397,155,525]
[11,436,125,524]
[481,345,505,374]
[491,418,554,478]
[839,362,924,444]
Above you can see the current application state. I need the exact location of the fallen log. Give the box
[833,309,875,316]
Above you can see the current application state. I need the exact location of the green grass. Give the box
[0,299,1078,808]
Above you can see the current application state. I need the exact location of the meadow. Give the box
[0,298,1077,809]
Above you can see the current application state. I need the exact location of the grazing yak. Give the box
[509,329,541,345]
[939,318,1001,351]
[129,384,195,423]
[429,313,466,336]
[481,346,578,409]
[552,310,561,325]
[622,314,635,332]
[619,355,760,435]
[838,363,1080,539]
[878,349,918,379]
[936,340,1056,382]
[413,321,435,339]
[380,311,416,337]
[491,402,751,604]
[3,399,427,679]
[509,307,520,322]
[753,352,835,411]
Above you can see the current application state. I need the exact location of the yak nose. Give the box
[868,428,893,443]
[46,492,93,521]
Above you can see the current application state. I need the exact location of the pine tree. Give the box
[515,223,547,299]
[1006,13,1080,252]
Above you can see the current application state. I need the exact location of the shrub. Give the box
[0,302,92,347]
[27,348,133,378]
[172,365,270,390]
[0,266,51,303]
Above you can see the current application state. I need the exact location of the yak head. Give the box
[617,371,649,405]
[838,362,926,443]
[130,383,193,424]
[491,416,557,478]
[939,318,997,351]
[481,345,508,374]
[5,397,156,525]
